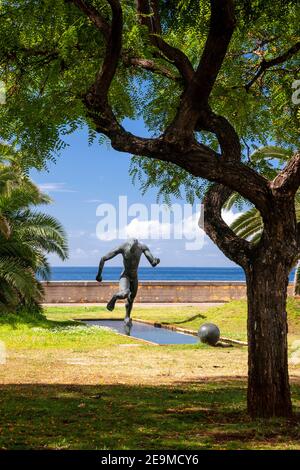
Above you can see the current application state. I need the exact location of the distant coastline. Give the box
[45,266,296,282]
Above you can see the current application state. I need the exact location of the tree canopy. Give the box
[0,0,299,202]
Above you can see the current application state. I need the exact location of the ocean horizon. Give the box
[46,266,296,282]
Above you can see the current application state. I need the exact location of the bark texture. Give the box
[246,260,292,417]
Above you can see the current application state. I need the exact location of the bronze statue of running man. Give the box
[96,238,160,324]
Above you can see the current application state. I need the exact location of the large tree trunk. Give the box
[204,186,298,418]
[246,258,292,418]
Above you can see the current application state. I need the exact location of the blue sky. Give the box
[30,119,240,267]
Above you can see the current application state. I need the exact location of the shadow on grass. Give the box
[0,311,78,330]
[0,380,299,450]
[163,313,207,326]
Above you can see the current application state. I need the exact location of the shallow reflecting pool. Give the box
[85,319,199,345]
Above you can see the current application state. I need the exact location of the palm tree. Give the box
[225,146,300,295]
[0,144,68,312]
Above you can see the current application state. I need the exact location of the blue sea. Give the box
[47,266,296,282]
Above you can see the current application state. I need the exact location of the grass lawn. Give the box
[0,299,300,449]
[45,297,300,342]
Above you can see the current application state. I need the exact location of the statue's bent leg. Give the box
[107,276,130,311]
[124,277,138,323]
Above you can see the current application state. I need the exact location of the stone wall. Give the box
[42,280,294,303]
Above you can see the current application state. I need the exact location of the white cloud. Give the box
[71,248,87,259]
[85,199,103,204]
[97,227,119,241]
[68,230,87,239]
[37,183,76,193]
[68,247,101,261]
[124,218,171,239]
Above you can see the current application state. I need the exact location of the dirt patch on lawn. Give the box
[2,344,299,386]
[1,345,250,385]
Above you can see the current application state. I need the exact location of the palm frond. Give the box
[0,144,68,312]
[230,207,263,242]
[250,146,293,163]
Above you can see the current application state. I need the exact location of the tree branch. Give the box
[123,55,179,80]
[2,44,179,85]
[165,0,236,135]
[203,184,252,268]
[193,0,236,100]
[136,0,194,84]
[181,150,271,215]
[271,151,300,196]
[69,1,178,95]
[196,106,241,162]
[66,0,110,39]
[90,0,122,100]
[245,41,300,91]
[64,0,183,83]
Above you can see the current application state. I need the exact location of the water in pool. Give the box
[85,320,199,345]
